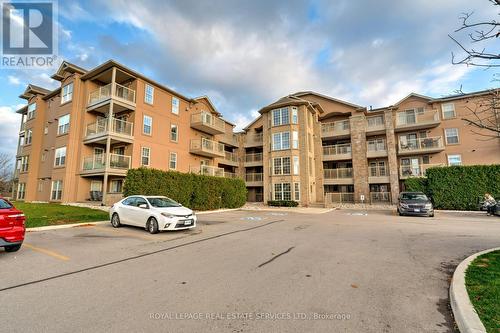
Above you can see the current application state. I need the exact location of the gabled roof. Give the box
[19,84,51,100]
[15,104,28,114]
[51,61,87,81]
[291,91,364,109]
[243,114,263,131]
[393,92,432,106]
[42,88,61,100]
[193,96,221,116]
[258,95,324,114]
[431,88,499,102]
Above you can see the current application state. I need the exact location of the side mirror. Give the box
[138,203,148,209]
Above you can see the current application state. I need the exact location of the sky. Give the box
[0,0,498,159]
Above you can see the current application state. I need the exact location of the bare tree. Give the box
[449,0,500,68]
[0,153,14,195]
[461,89,500,138]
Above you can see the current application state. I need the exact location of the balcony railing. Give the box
[325,192,355,204]
[367,139,387,154]
[88,83,136,106]
[86,117,134,138]
[191,111,225,134]
[190,138,225,157]
[398,136,444,153]
[245,173,263,182]
[399,163,445,178]
[366,115,385,131]
[322,143,352,158]
[190,165,225,177]
[245,133,263,146]
[395,109,439,128]
[82,154,131,171]
[245,152,263,163]
[370,192,391,203]
[323,168,353,179]
[224,151,238,163]
[369,165,388,177]
[321,120,350,137]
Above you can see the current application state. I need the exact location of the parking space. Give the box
[1,208,500,332]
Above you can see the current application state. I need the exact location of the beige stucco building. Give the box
[12,60,500,206]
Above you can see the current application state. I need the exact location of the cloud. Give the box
[0,105,23,158]
[8,76,21,85]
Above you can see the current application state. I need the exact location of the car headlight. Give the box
[425,203,432,209]
[400,203,409,208]
[161,213,174,218]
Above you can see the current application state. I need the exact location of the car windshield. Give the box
[147,197,181,208]
[401,193,428,201]
[0,199,12,209]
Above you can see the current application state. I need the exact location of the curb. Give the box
[27,221,109,232]
[450,247,500,333]
[195,208,241,215]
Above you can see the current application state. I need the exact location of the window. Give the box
[273,157,291,175]
[292,131,299,149]
[294,183,300,201]
[90,180,102,191]
[292,107,298,124]
[41,152,46,162]
[110,180,123,193]
[37,180,43,192]
[293,156,299,175]
[447,154,462,166]
[44,126,48,134]
[271,107,289,126]
[54,147,66,166]
[169,152,177,170]
[442,103,456,119]
[145,84,154,104]
[272,132,290,150]
[445,128,459,144]
[27,103,36,120]
[141,147,150,166]
[61,83,73,104]
[17,183,26,200]
[170,124,178,142]
[143,115,152,135]
[20,156,29,172]
[51,180,63,200]
[57,114,70,135]
[274,183,292,201]
[25,129,32,145]
[172,97,179,114]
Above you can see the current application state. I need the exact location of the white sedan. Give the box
[109,196,197,233]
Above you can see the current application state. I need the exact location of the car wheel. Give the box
[429,213,434,217]
[398,209,403,216]
[111,213,121,228]
[147,217,159,234]
[4,244,22,252]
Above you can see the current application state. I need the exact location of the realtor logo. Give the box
[1,1,58,68]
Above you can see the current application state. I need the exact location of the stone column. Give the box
[384,109,400,203]
[349,115,369,203]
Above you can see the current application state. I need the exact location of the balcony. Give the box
[325,192,355,204]
[395,109,440,132]
[399,163,445,179]
[244,133,263,147]
[322,143,352,161]
[190,138,225,158]
[244,152,263,166]
[398,136,445,155]
[321,120,350,139]
[221,151,239,166]
[219,133,239,147]
[191,112,225,135]
[366,140,387,158]
[190,165,225,177]
[84,118,134,144]
[370,192,392,204]
[81,153,131,176]
[368,165,390,183]
[87,83,136,110]
[323,168,353,185]
[366,115,385,134]
[245,173,263,186]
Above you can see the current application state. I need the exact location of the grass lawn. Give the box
[465,250,500,333]
[12,202,109,228]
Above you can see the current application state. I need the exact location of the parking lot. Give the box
[1,208,500,333]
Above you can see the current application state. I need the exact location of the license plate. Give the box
[413,208,420,212]
[183,219,193,225]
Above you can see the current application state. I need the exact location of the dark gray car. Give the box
[397,192,434,217]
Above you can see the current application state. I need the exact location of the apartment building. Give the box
[13,60,239,205]
[12,59,500,207]
[241,90,500,206]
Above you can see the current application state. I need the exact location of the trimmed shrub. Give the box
[404,177,428,194]
[123,168,247,210]
[408,165,500,211]
[268,200,299,207]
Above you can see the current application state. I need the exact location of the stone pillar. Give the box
[349,115,369,203]
[384,109,400,203]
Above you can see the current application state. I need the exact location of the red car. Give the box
[0,198,25,252]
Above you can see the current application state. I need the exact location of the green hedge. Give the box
[404,177,428,193]
[267,200,299,207]
[405,165,500,210]
[123,168,247,210]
